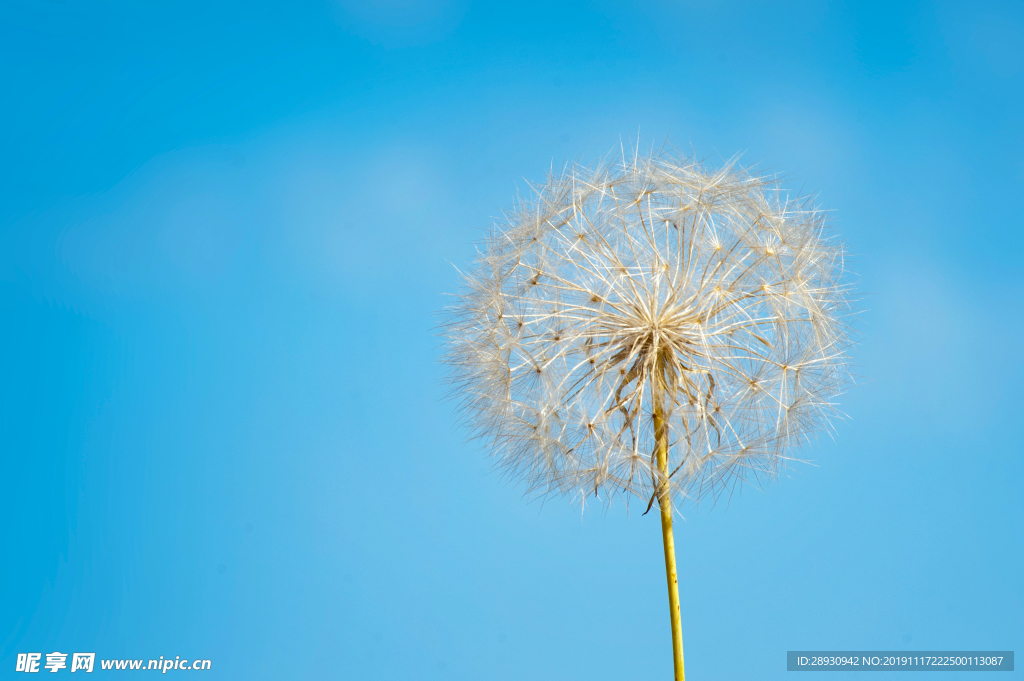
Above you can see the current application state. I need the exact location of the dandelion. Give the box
[442,147,853,680]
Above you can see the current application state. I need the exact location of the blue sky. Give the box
[1,1,1022,678]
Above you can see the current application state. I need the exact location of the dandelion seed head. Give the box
[443,149,854,507]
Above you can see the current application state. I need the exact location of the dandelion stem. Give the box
[654,374,685,681]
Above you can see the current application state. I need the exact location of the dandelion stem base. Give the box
[655,403,685,681]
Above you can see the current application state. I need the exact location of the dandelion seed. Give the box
[441,147,854,681]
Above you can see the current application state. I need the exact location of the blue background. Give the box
[1,1,1021,678]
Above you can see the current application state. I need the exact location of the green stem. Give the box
[654,386,685,680]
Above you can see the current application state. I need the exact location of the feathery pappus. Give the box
[443,149,854,511]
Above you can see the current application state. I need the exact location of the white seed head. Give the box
[443,151,854,507]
